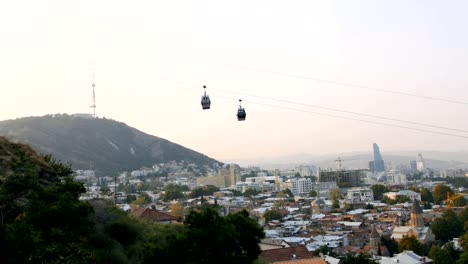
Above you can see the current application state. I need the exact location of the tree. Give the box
[0,148,95,263]
[264,209,283,222]
[244,188,260,198]
[452,196,467,207]
[340,254,378,264]
[314,245,331,256]
[309,190,318,198]
[329,188,342,201]
[381,236,399,257]
[100,186,112,196]
[429,245,451,264]
[345,203,354,212]
[398,235,423,255]
[420,188,434,203]
[371,184,389,200]
[170,202,185,220]
[434,184,453,205]
[131,192,152,208]
[430,210,463,242]
[180,208,265,264]
[163,184,186,201]
[278,188,294,198]
[189,185,220,198]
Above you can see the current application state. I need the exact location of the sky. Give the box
[1,0,468,162]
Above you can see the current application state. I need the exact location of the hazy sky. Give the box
[1,1,468,162]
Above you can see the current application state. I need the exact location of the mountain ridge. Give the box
[0,114,221,176]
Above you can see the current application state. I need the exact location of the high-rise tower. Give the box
[373,143,385,173]
[416,153,425,172]
[90,73,96,118]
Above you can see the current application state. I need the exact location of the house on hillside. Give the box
[129,208,179,223]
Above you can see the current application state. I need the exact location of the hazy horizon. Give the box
[2,1,468,161]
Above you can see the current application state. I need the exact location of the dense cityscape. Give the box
[75,142,468,263]
[2,1,468,263]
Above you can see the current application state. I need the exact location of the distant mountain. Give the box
[0,114,220,175]
[231,151,468,170]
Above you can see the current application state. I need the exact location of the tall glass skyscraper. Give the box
[373,143,385,173]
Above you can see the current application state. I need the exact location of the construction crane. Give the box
[334,157,354,170]
[446,193,466,209]
[335,157,345,170]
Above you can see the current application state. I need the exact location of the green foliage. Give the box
[162,184,186,201]
[344,203,354,212]
[340,254,378,264]
[371,184,389,200]
[0,115,220,175]
[429,245,452,264]
[309,190,318,198]
[0,139,266,263]
[244,188,260,198]
[420,188,434,203]
[329,188,342,201]
[430,209,463,242]
[263,209,283,222]
[332,199,340,209]
[381,236,399,257]
[0,144,95,263]
[452,196,467,207]
[131,192,153,208]
[189,185,220,198]
[177,208,265,264]
[434,184,453,205]
[457,221,468,251]
[315,245,331,256]
[398,235,423,255]
[277,188,294,199]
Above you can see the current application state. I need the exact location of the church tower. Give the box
[410,199,424,227]
[369,224,380,250]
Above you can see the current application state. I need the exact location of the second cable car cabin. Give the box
[201,85,211,110]
[237,99,246,121]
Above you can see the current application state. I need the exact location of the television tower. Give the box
[90,73,96,118]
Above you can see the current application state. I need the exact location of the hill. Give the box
[0,114,220,175]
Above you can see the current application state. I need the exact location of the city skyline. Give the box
[1,1,468,161]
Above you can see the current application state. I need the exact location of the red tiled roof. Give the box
[129,208,178,222]
[274,258,326,264]
[260,246,314,263]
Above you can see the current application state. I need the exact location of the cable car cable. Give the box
[208,88,468,134]
[210,93,468,139]
[229,65,468,106]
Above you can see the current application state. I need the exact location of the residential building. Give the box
[387,170,407,185]
[318,169,365,188]
[290,178,313,196]
[397,190,421,201]
[196,175,226,188]
[346,187,374,203]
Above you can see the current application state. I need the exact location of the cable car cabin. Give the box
[201,85,211,110]
[201,95,211,109]
[237,107,246,121]
[237,99,246,121]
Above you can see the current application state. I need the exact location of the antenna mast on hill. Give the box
[90,73,96,118]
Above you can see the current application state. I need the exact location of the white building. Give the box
[387,170,408,185]
[289,178,313,196]
[397,190,421,201]
[347,187,374,203]
[440,169,467,178]
[416,153,425,172]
